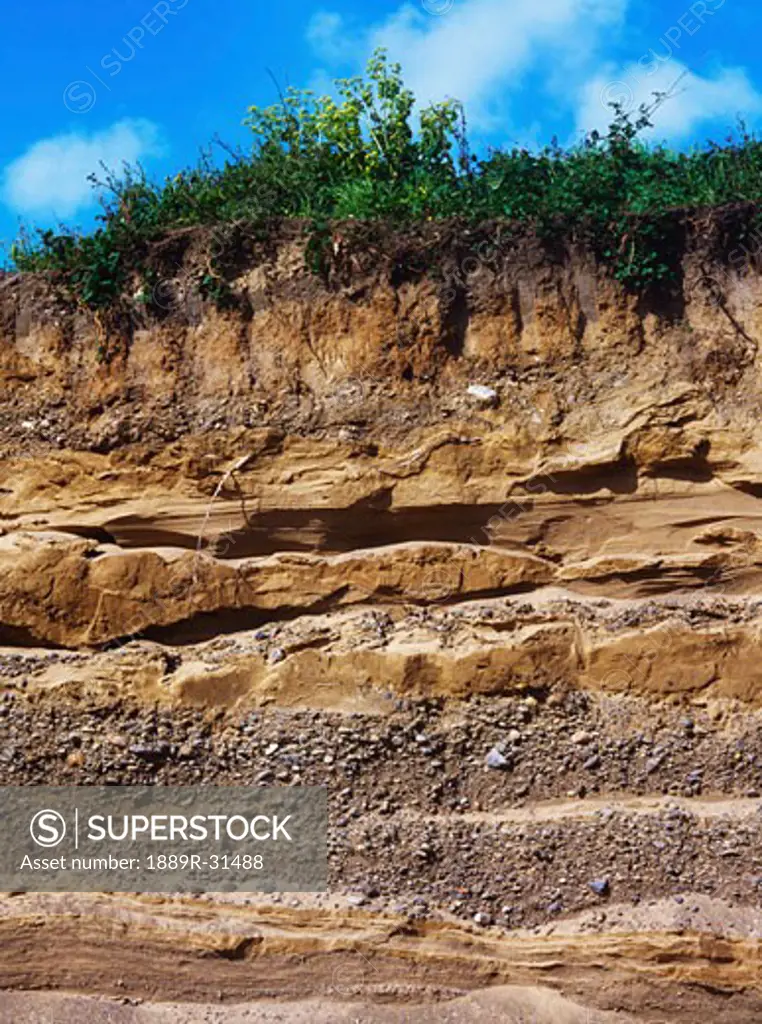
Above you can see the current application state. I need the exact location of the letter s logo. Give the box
[30,809,67,848]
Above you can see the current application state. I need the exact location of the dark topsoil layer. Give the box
[2,201,761,332]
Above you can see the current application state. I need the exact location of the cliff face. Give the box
[2,217,762,703]
[5,219,762,1021]
[3,214,761,438]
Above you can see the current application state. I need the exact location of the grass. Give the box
[10,49,762,311]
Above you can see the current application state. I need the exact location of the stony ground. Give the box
[4,683,762,933]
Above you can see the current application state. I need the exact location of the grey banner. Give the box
[0,786,327,892]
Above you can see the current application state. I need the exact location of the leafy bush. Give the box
[12,49,762,309]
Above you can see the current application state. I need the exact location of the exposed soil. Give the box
[4,220,762,1021]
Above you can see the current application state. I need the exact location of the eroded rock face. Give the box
[5,225,762,1020]
[1,417,762,708]
[2,228,762,703]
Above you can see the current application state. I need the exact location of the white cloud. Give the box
[375,0,625,108]
[307,11,358,65]
[2,119,163,218]
[307,0,628,128]
[306,0,762,145]
[576,60,762,141]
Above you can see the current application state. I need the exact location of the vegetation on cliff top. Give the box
[10,49,762,309]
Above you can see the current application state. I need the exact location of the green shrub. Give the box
[12,50,762,310]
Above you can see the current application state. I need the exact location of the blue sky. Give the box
[1,0,761,250]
